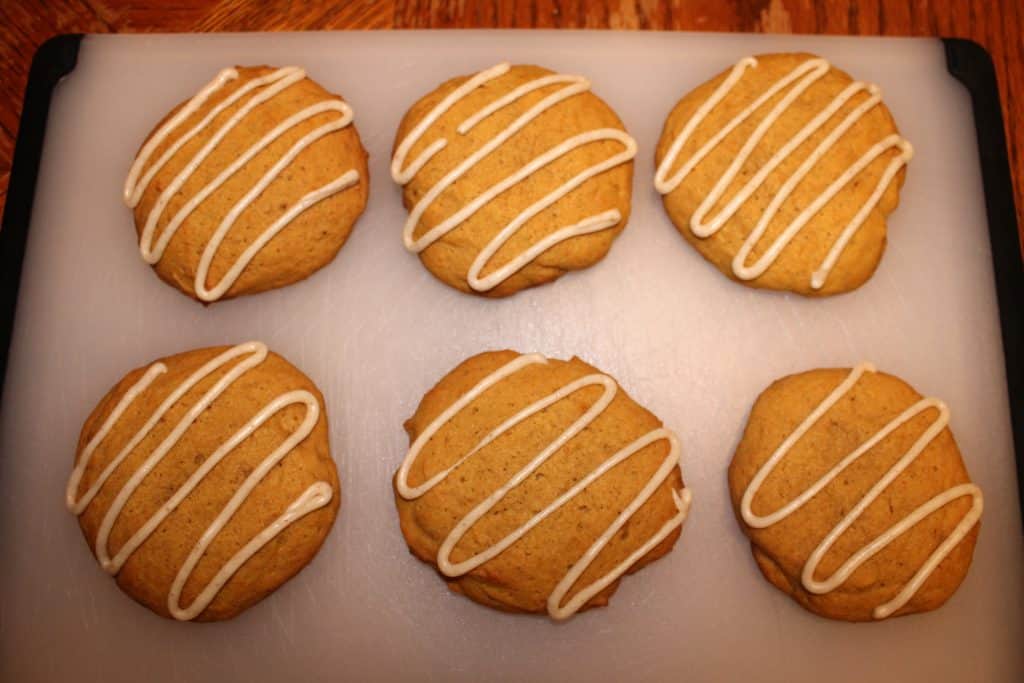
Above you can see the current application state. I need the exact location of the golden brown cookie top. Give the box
[125,65,369,303]
[67,342,339,621]
[394,350,691,619]
[391,63,636,297]
[728,363,982,621]
[655,52,911,296]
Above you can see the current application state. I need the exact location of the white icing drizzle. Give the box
[654,56,913,290]
[66,341,334,621]
[390,63,637,292]
[123,66,360,302]
[396,353,692,620]
[740,362,983,619]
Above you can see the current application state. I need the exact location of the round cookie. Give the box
[654,53,912,296]
[66,342,340,621]
[394,350,692,619]
[124,65,369,303]
[390,62,636,297]
[728,363,982,621]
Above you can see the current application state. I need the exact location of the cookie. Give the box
[728,363,983,621]
[390,63,636,297]
[65,342,339,621]
[394,350,691,619]
[655,53,912,296]
[124,65,369,303]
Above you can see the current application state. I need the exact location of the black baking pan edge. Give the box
[0,35,1020,518]
[0,34,82,401]
[943,38,1024,524]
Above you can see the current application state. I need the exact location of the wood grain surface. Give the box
[1,0,1021,244]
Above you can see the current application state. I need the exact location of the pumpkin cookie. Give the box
[124,65,369,302]
[390,63,636,297]
[728,363,982,621]
[394,350,692,619]
[66,342,339,621]
[655,53,912,296]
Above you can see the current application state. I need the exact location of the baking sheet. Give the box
[0,30,1021,682]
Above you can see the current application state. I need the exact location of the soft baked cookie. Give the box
[655,53,912,296]
[390,63,636,297]
[394,350,692,619]
[66,342,339,621]
[124,65,369,302]
[728,363,982,621]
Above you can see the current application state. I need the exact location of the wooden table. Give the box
[1,0,1021,243]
